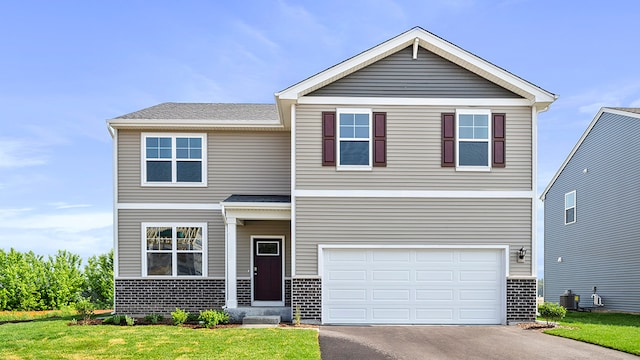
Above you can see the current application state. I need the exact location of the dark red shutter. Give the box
[373,112,387,167]
[492,113,506,168]
[442,113,455,167]
[322,112,336,166]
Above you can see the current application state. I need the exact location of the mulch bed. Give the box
[517,322,557,331]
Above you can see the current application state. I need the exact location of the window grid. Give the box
[337,109,372,168]
[456,110,491,169]
[142,134,206,185]
[144,224,206,277]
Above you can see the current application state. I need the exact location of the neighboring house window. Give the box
[322,110,386,168]
[142,133,206,185]
[565,191,576,224]
[143,223,207,276]
[441,111,505,169]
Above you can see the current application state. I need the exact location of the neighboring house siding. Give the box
[236,220,292,278]
[295,197,532,276]
[117,209,224,277]
[118,130,291,203]
[544,112,640,312]
[296,104,532,190]
[307,46,522,99]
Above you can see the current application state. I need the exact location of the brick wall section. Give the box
[115,279,225,315]
[292,278,322,322]
[507,278,537,323]
[285,279,291,307]
[237,279,251,306]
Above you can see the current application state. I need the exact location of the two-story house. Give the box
[107,27,556,324]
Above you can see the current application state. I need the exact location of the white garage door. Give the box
[322,248,505,325]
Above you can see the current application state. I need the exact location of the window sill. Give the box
[336,165,373,171]
[141,182,208,187]
[455,166,491,172]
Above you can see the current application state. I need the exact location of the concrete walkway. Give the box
[319,325,638,360]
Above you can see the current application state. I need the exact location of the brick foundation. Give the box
[291,278,322,323]
[237,279,291,306]
[507,278,537,323]
[115,279,225,315]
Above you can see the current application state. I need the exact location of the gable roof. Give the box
[540,107,640,200]
[108,103,281,131]
[275,26,556,118]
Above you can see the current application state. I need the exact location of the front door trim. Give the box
[251,235,285,306]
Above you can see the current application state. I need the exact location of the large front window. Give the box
[143,223,206,276]
[337,109,372,168]
[456,110,491,169]
[142,133,206,185]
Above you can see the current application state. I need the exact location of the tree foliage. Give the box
[0,248,113,311]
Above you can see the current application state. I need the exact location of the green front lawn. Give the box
[0,320,320,359]
[544,311,640,355]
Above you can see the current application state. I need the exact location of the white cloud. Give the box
[233,21,280,52]
[48,202,93,210]
[0,139,48,168]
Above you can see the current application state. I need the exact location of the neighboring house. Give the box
[107,27,556,325]
[541,107,640,313]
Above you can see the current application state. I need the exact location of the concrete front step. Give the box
[242,315,281,325]
[227,307,291,323]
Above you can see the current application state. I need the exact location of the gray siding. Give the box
[544,112,640,312]
[236,220,291,278]
[118,130,290,203]
[296,104,532,190]
[308,46,522,98]
[117,209,224,277]
[295,197,532,276]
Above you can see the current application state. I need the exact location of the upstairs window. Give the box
[143,223,207,277]
[457,110,490,169]
[337,109,372,168]
[565,191,576,225]
[441,111,505,170]
[142,133,206,185]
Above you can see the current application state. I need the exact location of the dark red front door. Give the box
[253,239,282,302]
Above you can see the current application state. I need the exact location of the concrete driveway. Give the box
[319,325,638,360]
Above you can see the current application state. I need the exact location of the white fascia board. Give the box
[540,107,640,200]
[295,189,534,198]
[276,27,556,105]
[298,97,533,107]
[107,118,284,130]
[540,107,608,200]
[117,203,221,210]
[221,202,291,210]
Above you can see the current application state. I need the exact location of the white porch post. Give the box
[225,217,238,308]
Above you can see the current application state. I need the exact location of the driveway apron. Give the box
[319,325,638,360]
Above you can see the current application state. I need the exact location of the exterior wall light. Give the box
[517,247,527,263]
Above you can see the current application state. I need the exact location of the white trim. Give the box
[108,119,284,129]
[112,129,119,292]
[291,104,297,277]
[250,235,286,307]
[531,106,540,277]
[456,109,491,171]
[541,107,640,200]
[141,222,208,277]
[294,189,534,198]
[117,203,221,210]
[140,132,207,187]
[298,96,533,107]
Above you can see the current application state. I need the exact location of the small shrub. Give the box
[103,314,126,325]
[538,302,567,325]
[198,309,229,328]
[74,298,95,322]
[187,312,200,322]
[144,313,164,324]
[171,308,189,326]
[124,315,135,326]
[294,305,301,326]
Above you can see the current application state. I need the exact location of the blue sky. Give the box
[1,0,639,276]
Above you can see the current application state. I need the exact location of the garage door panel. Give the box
[416,289,454,301]
[323,248,505,324]
[416,270,454,281]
